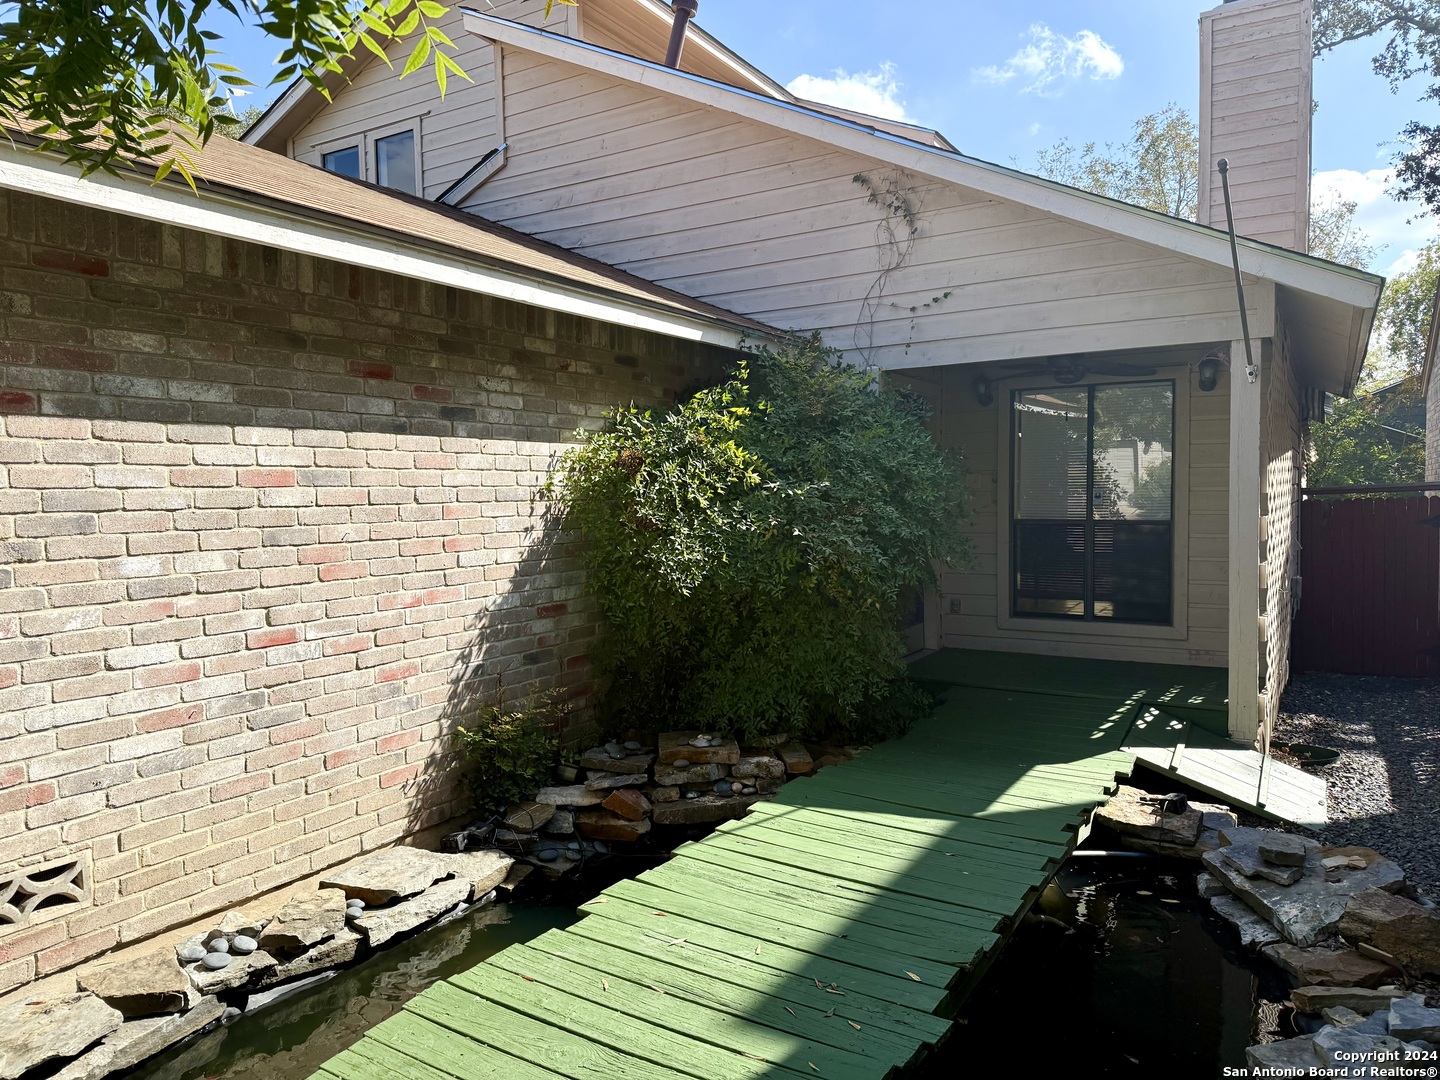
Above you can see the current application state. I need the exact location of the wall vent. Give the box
[0,854,91,933]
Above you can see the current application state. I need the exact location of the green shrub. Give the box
[548,335,969,745]
[454,692,563,810]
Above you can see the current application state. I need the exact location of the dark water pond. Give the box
[124,898,578,1080]
[930,857,1297,1078]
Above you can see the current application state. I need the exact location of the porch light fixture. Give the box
[971,374,993,407]
[1197,355,1222,393]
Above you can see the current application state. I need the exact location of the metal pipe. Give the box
[1217,158,1258,384]
[664,0,698,68]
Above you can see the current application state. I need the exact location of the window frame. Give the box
[995,368,1191,641]
[312,117,424,195]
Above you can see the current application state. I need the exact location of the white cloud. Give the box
[974,23,1124,96]
[786,63,912,123]
[1312,168,1439,276]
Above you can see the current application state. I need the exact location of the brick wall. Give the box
[0,189,729,989]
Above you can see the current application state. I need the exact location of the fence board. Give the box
[1292,495,1440,677]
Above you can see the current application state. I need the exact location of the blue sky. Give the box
[218,0,1437,275]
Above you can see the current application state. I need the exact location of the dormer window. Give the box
[311,121,421,196]
[321,145,360,180]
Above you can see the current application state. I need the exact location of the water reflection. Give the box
[128,901,577,1080]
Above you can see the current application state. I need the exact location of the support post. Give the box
[1228,338,1263,744]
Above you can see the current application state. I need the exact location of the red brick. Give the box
[380,765,419,789]
[378,593,423,611]
[270,719,323,745]
[0,765,24,789]
[211,774,269,802]
[412,385,452,402]
[238,468,296,488]
[247,627,299,649]
[537,603,568,618]
[0,667,16,689]
[36,346,113,372]
[36,928,118,976]
[443,536,484,553]
[347,360,394,380]
[323,634,371,656]
[319,562,367,582]
[0,921,66,966]
[33,249,110,277]
[422,587,462,605]
[136,704,204,732]
[0,391,37,414]
[0,782,56,813]
[324,747,362,769]
[566,653,590,671]
[298,545,348,565]
[135,662,201,688]
[377,730,419,754]
[376,661,419,684]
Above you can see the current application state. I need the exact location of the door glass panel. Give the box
[1092,382,1174,522]
[375,131,417,194]
[1013,388,1089,520]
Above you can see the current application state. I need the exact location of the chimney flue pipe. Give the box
[664,1,698,68]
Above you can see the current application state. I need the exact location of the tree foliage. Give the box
[1371,238,1440,380]
[547,337,969,745]
[1313,0,1440,215]
[1029,104,1375,267]
[1309,378,1425,486]
[0,0,574,180]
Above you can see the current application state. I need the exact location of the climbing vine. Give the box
[851,170,954,361]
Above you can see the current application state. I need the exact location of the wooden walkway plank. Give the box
[524,932,922,1062]
[487,941,887,1078]
[371,1011,587,1080]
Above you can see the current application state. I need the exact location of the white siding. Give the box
[463,49,1268,371]
[1198,0,1312,251]
[896,355,1230,668]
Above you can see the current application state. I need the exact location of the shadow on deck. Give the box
[311,650,1228,1080]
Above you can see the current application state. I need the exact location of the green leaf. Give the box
[395,9,420,36]
[400,35,432,77]
[359,32,394,66]
[417,0,448,16]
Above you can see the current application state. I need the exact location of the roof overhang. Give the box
[1422,285,1440,395]
[462,8,1384,394]
[0,141,761,348]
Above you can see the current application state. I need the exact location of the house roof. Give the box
[459,8,1385,395]
[0,128,775,347]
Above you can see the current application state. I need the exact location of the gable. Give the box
[462,47,1264,370]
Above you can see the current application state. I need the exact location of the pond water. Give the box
[929,857,1297,1078]
[125,896,579,1080]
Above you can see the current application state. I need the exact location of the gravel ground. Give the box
[1275,673,1440,900]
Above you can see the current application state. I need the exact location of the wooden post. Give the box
[1228,338,1263,744]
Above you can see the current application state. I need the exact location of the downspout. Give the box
[664,1,698,68]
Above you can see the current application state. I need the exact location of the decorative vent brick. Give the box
[0,854,91,932]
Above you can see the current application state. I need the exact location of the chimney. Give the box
[664,1,698,68]
[1197,0,1313,252]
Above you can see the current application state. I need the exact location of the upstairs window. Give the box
[375,131,417,195]
[321,146,360,179]
[1011,381,1175,625]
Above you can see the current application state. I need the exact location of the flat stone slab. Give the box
[1197,872,1228,898]
[258,888,349,955]
[1389,996,1440,1042]
[1221,844,1304,886]
[319,849,450,906]
[1261,833,1312,867]
[216,909,265,938]
[544,808,576,835]
[1094,785,1202,844]
[353,878,472,949]
[1211,895,1282,951]
[1245,1035,1317,1072]
[1292,985,1409,1014]
[1124,827,1224,860]
[573,810,652,842]
[578,748,654,775]
[583,772,648,791]
[1262,942,1398,988]
[1202,841,1404,947]
[501,802,555,831]
[777,742,814,776]
[651,793,763,826]
[445,849,514,901]
[186,949,278,994]
[531,785,605,807]
[0,993,124,1080]
[601,787,651,822]
[254,929,361,989]
[78,948,192,1017]
[730,754,785,781]
[1339,888,1440,975]
[653,763,728,787]
[50,997,224,1080]
[657,732,740,766]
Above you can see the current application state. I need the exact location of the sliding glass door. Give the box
[1011,381,1175,625]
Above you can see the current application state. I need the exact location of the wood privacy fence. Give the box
[1291,490,1440,678]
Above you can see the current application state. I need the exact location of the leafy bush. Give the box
[454,692,563,810]
[548,336,969,745]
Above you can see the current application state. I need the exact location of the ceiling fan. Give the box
[1001,357,1158,384]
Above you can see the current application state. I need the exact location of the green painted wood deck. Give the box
[314,651,1240,1080]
